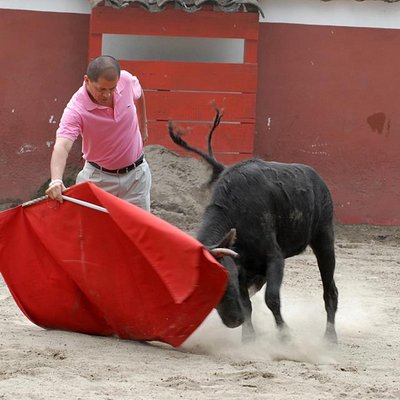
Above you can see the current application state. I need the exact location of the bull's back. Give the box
[211,159,333,258]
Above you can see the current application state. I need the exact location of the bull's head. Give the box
[208,229,245,328]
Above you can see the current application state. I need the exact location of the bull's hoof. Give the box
[324,324,338,344]
[242,332,256,344]
[241,325,256,343]
[278,325,291,343]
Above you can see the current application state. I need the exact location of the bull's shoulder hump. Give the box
[220,159,326,183]
[259,160,322,177]
[222,160,330,193]
[224,159,316,174]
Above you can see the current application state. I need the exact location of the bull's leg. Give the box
[310,226,338,343]
[264,255,289,340]
[239,282,255,342]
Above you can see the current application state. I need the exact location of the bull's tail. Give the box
[168,108,226,184]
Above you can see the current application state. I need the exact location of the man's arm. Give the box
[135,89,148,143]
[45,137,74,202]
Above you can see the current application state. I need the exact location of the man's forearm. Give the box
[136,90,148,142]
[50,144,69,181]
[46,138,73,202]
[49,137,74,180]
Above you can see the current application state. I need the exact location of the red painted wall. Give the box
[0,9,89,205]
[255,23,400,225]
[1,11,399,225]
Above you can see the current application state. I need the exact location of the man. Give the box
[46,55,151,211]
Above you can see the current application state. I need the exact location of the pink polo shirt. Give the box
[56,70,143,170]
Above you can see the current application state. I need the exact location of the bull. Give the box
[168,110,338,342]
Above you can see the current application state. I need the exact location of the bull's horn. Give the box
[210,248,239,258]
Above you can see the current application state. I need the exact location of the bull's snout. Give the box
[222,316,244,329]
[216,304,244,328]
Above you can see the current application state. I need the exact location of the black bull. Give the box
[169,118,338,342]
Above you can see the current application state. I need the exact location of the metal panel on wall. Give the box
[89,5,259,164]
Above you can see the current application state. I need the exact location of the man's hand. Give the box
[45,179,66,203]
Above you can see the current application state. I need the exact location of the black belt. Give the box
[88,154,144,174]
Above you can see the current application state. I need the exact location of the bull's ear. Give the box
[218,228,237,249]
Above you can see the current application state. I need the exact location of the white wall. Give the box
[0,0,91,13]
[259,0,400,29]
[2,0,400,29]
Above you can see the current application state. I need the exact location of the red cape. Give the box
[0,182,227,347]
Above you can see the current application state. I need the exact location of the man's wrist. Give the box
[49,179,63,188]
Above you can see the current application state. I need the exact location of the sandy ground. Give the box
[0,145,399,399]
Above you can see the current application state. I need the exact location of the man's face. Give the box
[84,75,119,106]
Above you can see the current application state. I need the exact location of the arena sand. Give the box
[0,145,399,399]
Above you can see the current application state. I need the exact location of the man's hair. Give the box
[86,55,121,82]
